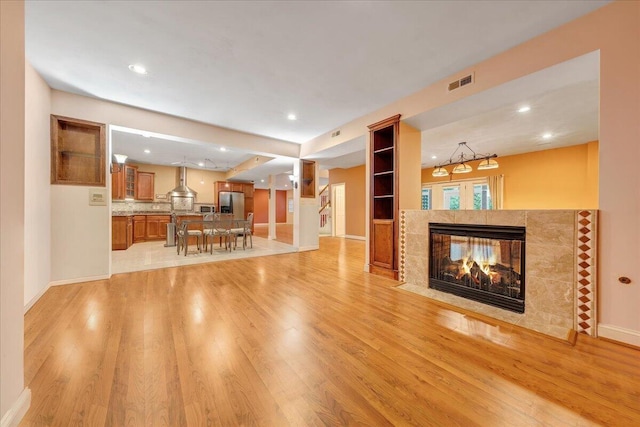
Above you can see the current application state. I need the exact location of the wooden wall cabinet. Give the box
[300,160,316,198]
[136,171,155,201]
[51,115,106,186]
[112,167,125,200]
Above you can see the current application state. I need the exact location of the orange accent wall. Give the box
[254,189,269,224]
[329,164,366,237]
[276,190,287,223]
[422,141,599,209]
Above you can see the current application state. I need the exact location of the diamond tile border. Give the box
[399,210,406,282]
[576,210,597,336]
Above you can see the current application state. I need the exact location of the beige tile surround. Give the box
[399,210,598,341]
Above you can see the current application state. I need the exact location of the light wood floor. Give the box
[253,223,293,245]
[22,238,640,426]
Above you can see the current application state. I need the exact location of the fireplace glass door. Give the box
[429,223,525,313]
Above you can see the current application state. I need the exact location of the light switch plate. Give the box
[89,188,107,206]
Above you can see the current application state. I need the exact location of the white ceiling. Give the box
[25,1,606,186]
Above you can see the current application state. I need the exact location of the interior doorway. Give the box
[332,183,346,237]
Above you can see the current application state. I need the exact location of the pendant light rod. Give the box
[432,142,498,177]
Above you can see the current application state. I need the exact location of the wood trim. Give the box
[367,113,402,131]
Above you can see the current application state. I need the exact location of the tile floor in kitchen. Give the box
[111,235,297,274]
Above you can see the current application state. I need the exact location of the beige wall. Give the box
[24,61,52,307]
[129,162,226,204]
[1,0,28,420]
[422,141,599,209]
[307,2,640,345]
[329,165,366,237]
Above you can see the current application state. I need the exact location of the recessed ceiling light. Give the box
[198,162,204,167]
[431,155,437,159]
[542,132,553,139]
[143,149,150,154]
[260,179,264,183]
[284,184,288,187]
[128,64,147,75]
[219,147,227,152]
[518,106,531,113]
[287,113,297,121]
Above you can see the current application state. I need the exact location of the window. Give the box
[443,186,461,210]
[426,178,495,210]
[473,184,492,210]
[421,187,432,210]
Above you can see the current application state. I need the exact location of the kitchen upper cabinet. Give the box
[136,171,155,201]
[113,165,138,200]
[112,167,125,200]
[125,165,137,199]
[112,166,157,201]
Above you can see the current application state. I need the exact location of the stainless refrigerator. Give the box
[218,191,245,220]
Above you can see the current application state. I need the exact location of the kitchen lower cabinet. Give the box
[145,215,170,241]
[112,216,133,250]
[133,215,146,243]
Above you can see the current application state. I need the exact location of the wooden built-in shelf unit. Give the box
[51,115,106,186]
[300,159,316,198]
[369,115,400,278]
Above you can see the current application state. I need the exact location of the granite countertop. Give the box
[112,211,172,217]
[112,211,206,217]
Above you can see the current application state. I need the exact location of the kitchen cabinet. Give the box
[136,171,155,201]
[145,215,170,241]
[133,215,146,243]
[125,165,138,199]
[112,216,133,250]
[112,167,125,200]
[112,164,138,200]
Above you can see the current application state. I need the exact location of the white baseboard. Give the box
[344,235,365,241]
[1,388,30,427]
[298,245,319,252]
[24,283,52,314]
[49,274,110,287]
[598,324,640,347]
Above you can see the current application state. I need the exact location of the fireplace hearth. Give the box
[429,223,526,313]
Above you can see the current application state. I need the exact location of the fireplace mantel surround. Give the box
[398,209,597,341]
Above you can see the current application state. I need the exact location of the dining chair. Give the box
[176,220,203,256]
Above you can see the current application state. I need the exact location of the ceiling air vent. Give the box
[448,73,474,92]
[331,130,341,138]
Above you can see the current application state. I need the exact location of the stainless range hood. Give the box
[167,166,197,211]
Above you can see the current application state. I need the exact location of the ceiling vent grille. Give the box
[448,73,474,92]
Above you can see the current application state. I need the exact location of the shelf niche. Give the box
[51,115,106,186]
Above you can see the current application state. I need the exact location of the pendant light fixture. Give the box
[432,142,498,177]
